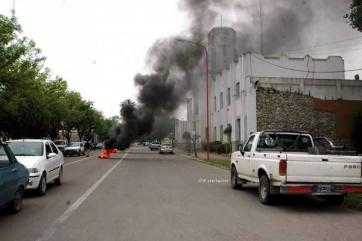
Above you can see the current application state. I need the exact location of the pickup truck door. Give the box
[235,135,255,180]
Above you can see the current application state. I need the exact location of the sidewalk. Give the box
[175,148,231,169]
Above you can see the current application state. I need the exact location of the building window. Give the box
[214,96,217,111]
[235,82,240,98]
[227,88,231,106]
[214,127,217,141]
[220,92,223,109]
[220,125,223,142]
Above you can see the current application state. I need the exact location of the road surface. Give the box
[1,146,362,241]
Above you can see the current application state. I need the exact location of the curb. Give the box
[175,152,229,170]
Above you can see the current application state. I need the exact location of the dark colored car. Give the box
[0,142,29,213]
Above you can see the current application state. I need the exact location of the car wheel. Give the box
[78,150,81,156]
[37,173,47,196]
[7,187,23,213]
[259,175,273,205]
[231,166,242,190]
[54,166,63,185]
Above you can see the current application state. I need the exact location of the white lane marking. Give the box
[64,155,94,166]
[36,150,130,241]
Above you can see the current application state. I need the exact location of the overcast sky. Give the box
[0,0,361,118]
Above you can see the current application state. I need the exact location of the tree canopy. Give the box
[344,0,362,32]
[0,14,113,142]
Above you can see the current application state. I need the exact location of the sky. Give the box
[0,0,361,118]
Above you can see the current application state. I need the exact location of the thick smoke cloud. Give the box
[105,0,353,150]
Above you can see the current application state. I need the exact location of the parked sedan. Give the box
[64,142,85,156]
[7,139,64,196]
[53,139,68,153]
[0,142,29,213]
[159,143,174,154]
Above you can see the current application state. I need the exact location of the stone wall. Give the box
[256,87,336,139]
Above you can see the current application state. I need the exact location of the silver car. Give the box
[64,142,85,156]
[159,143,174,154]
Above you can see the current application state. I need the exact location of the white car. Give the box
[64,142,85,156]
[7,139,64,196]
[159,143,174,154]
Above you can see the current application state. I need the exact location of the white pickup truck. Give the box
[230,130,362,205]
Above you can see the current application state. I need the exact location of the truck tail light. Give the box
[279,159,287,176]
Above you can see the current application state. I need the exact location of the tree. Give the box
[120,99,136,108]
[182,131,191,154]
[97,116,120,142]
[224,124,232,154]
[344,0,362,32]
[44,76,70,140]
[191,133,200,157]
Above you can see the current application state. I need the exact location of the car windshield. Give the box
[54,140,66,145]
[7,142,43,156]
[69,142,81,147]
[162,144,172,147]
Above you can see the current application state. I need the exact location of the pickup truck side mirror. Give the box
[237,144,245,155]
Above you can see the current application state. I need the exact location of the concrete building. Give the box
[208,27,237,76]
[177,27,362,152]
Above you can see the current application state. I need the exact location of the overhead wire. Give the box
[275,36,362,54]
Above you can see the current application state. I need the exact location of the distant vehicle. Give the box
[159,143,174,154]
[7,139,64,196]
[0,142,29,213]
[313,137,358,156]
[149,141,160,151]
[96,142,104,149]
[53,140,68,153]
[64,142,85,156]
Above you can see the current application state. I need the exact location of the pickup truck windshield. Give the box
[257,133,312,152]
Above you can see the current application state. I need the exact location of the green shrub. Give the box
[210,141,222,152]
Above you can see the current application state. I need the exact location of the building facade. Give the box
[178,27,362,152]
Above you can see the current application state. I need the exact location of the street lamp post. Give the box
[176,39,210,160]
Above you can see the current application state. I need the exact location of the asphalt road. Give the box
[1,146,362,241]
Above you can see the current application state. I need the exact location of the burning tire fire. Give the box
[98,148,118,158]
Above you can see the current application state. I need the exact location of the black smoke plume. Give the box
[105,0,353,150]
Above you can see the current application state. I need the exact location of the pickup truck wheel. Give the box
[37,173,47,196]
[7,187,23,213]
[231,166,242,190]
[324,195,344,205]
[259,175,272,205]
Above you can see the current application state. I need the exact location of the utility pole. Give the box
[259,0,263,54]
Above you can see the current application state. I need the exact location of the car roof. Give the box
[8,139,49,143]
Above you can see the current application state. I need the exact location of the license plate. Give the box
[317,185,331,193]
